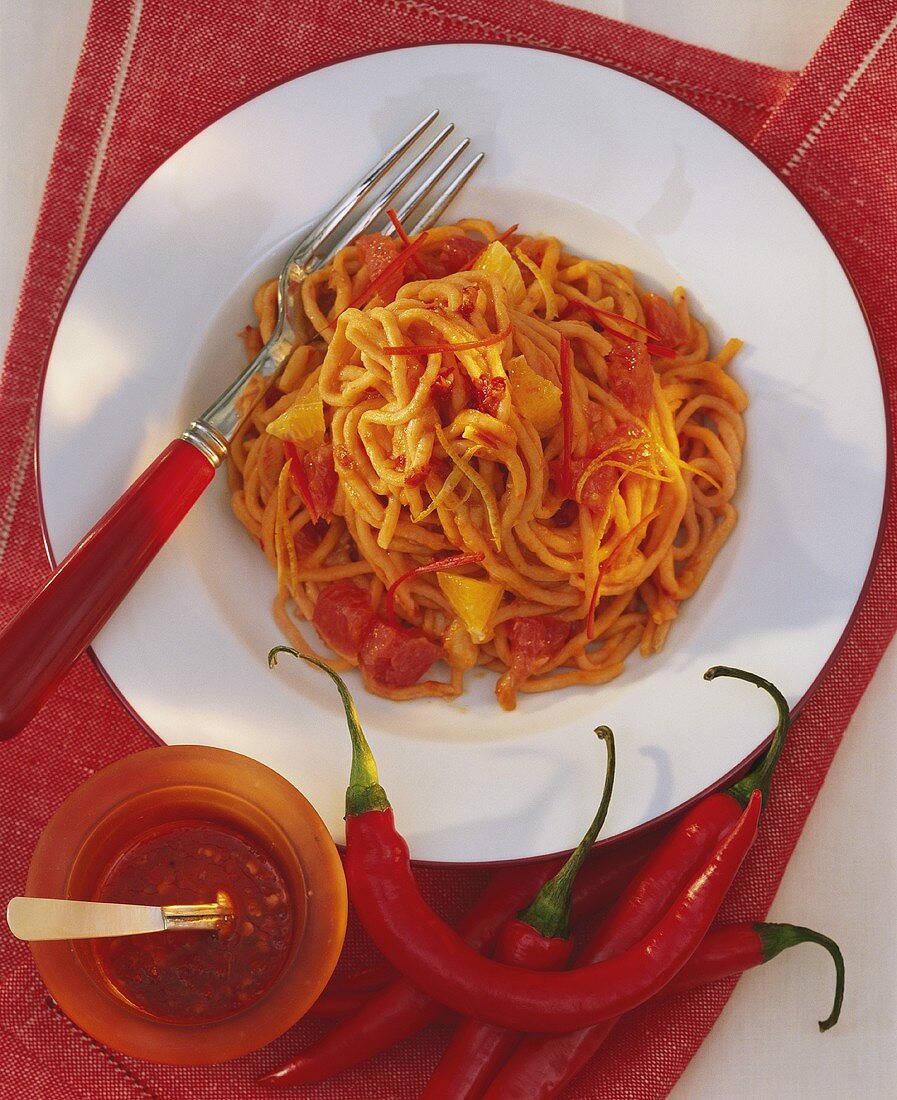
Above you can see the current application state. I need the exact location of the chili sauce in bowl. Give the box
[93,820,295,1024]
[24,745,346,1064]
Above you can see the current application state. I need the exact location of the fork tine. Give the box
[404,152,485,234]
[383,138,471,235]
[292,109,439,266]
[316,123,456,259]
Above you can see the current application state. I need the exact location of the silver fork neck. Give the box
[182,420,230,466]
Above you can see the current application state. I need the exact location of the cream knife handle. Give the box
[6,897,166,941]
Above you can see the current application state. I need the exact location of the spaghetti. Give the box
[228,219,747,710]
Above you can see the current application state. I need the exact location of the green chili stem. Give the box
[704,666,791,809]
[268,647,389,816]
[755,922,845,1032]
[517,726,616,941]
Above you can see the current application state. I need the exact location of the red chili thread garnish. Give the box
[349,232,429,310]
[495,223,520,246]
[383,324,512,357]
[598,321,678,361]
[563,299,678,358]
[284,441,319,524]
[558,336,574,499]
[385,551,486,627]
[585,508,660,639]
[453,223,521,272]
[387,208,435,279]
[319,233,431,333]
[562,299,656,338]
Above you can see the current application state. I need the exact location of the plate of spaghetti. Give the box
[38,45,886,862]
[230,223,746,712]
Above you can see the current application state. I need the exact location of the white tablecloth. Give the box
[1,2,894,1096]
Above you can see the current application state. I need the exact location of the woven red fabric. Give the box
[1,0,894,1097]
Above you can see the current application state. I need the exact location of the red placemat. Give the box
[1,1,895,1097]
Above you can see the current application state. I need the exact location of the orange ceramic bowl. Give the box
[25,745,347,1064]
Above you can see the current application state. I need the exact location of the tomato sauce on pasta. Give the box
[228,220,747,710]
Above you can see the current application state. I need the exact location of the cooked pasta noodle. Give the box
[228,220,747,709]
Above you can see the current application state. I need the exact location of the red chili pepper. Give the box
[558,336,573,498]
[323,959,396,996]
[267,650,761,1034]
[483,922,844,1100]
[283,441,319,524]
[258,859,561,1088]
[383,323,512,357]
[422,729,616,1100]
[475,667,791,1095]
[578,667,789,966]
[385,551,486,628]
[258,813,656,1087]
[568,828,659,924]
[344,795,759,1033]
[256,853,561,1086]
[306,989,369,1019]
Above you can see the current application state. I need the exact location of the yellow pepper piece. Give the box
[437,572,504,644]
[473,241,526,305]
[266,384,325,444]
[505,354,562,434]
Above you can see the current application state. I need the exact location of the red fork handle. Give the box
[0,439,217,739]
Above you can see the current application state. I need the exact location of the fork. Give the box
[0,112,483,739]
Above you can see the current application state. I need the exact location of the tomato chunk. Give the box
[606,341,654,418]
[642,293,688,348]
[435,235,485,275]
[358,619,443,689]
[304,443,338,520]
[475,376,507,417]
[357,234,403,302]
[313,582,375,659]
[577,423,647,513]
[507,616,570,678]
[294,519,328,553]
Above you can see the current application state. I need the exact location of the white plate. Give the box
[38,45,886,864]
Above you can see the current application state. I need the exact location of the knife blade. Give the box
[6,895,232,941]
